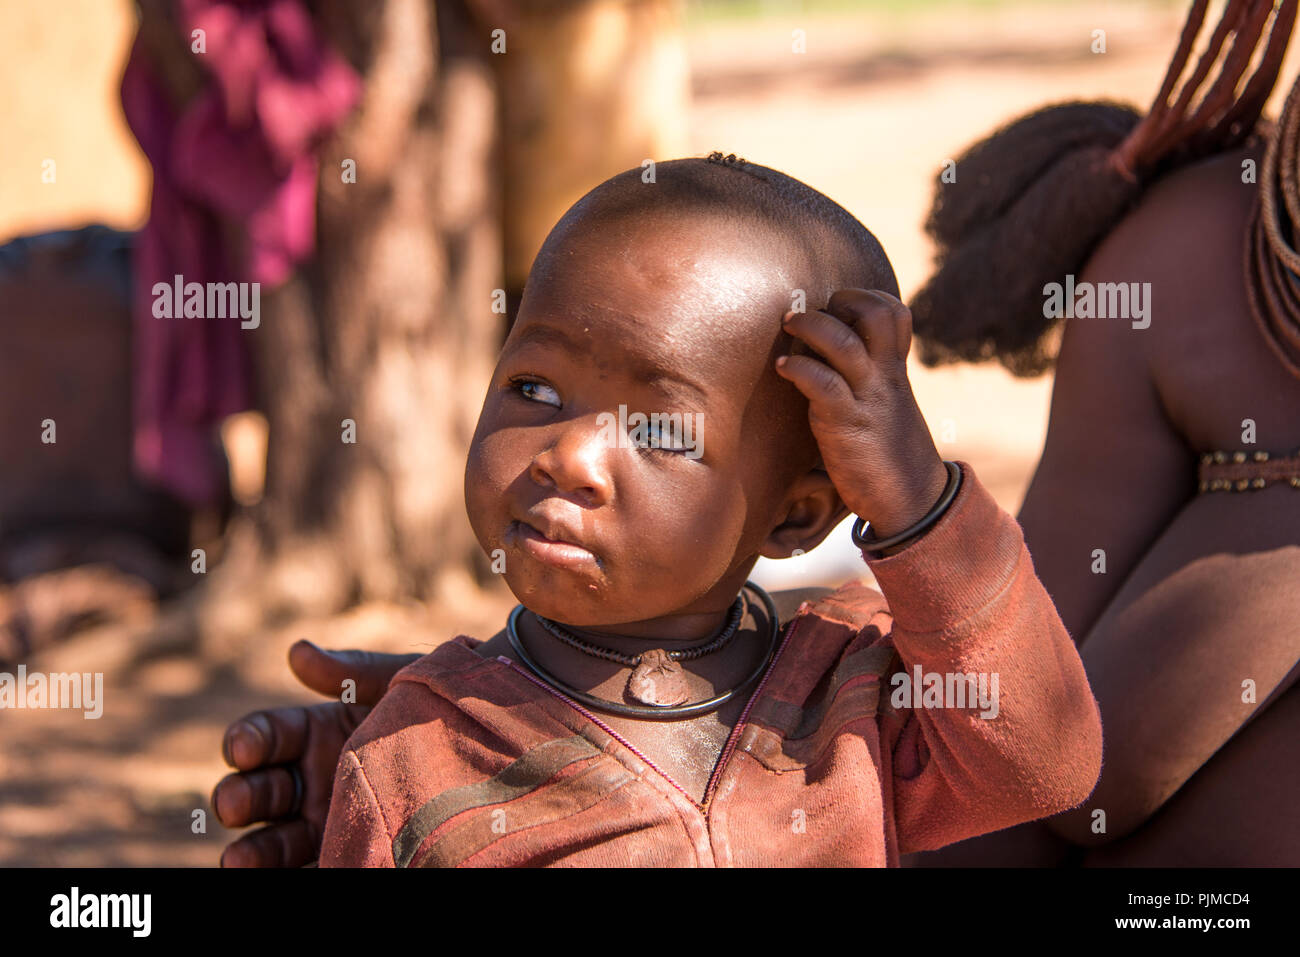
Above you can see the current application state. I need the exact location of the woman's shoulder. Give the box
[1076,139,1300,445]
[1085,145,1260,301]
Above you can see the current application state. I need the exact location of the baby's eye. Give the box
[637,423,685,452]
[631,417,691,455]
[510,377,561,408]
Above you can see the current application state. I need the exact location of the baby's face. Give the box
[464,213,817,628]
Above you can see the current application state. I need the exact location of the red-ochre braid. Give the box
[1246,66,1300,378]
[1114,0,1297,177]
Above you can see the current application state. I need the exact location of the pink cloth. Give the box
[121,0,360,505]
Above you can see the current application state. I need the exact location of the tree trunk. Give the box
[197,0,688,632]
[493,0,691,325]
[248,0,501,615]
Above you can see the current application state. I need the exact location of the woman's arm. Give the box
[1014,244,1193,644]
[1044,496,1300,846]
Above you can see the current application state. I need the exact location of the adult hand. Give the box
[211,640,419,867]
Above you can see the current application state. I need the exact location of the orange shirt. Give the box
[320,463,1103,866]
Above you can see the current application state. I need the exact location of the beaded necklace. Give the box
[505,581,780,719]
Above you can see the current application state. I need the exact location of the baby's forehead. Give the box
[530,211,802,339]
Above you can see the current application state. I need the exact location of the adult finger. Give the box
[211,767,300,828]
[222,706,310,770]
[288,640,419,706]
[219,819,321,869]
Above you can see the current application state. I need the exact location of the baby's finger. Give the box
[219,819,320,869]
[775,353,854,407]
[222,706,309,770]
[782,309,872,389]
[212,766,300,827]
[825,289,911,362]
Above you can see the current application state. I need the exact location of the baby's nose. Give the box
[529,417,613,504]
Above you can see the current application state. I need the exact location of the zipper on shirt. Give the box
[700,616,801,810]
[499,658,703,808]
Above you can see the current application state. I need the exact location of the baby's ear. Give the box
[760,467,850,559]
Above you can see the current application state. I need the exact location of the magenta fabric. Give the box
[121,0,360,505]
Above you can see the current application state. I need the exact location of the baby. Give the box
[318,153,1103,867]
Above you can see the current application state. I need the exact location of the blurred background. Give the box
[1,0,1291,865]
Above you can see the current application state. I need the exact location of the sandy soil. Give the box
[3,0,1292,865]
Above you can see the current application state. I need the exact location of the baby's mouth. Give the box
[507,519,603,573]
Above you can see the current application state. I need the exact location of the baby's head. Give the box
[465,153,897,628]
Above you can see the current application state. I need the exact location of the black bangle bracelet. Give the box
[851,460,963,554]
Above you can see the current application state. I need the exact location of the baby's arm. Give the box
[868,465,1104,854]
[775,289,1102,853]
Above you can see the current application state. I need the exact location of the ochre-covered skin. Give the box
[917,145,1300,867]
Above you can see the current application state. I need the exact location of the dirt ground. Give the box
[2,0,1293,865]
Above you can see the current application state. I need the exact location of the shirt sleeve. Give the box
[866,461,1104,854]
[319,749,397,867]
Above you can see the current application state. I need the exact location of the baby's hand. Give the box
[775,289,948,544]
